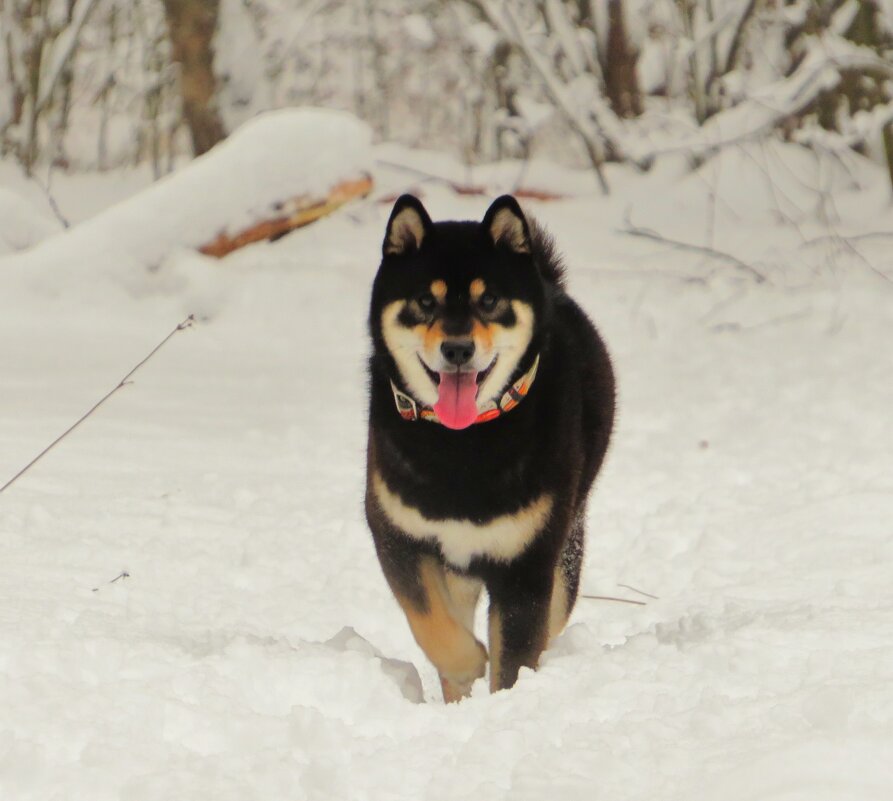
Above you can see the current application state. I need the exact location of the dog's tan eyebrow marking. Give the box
[470,278,486,301]
[430,280,447,301]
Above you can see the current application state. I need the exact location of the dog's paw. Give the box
[439,640,487,703]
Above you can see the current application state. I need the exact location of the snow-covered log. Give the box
[199,175,372,258]
[3,108,373,277]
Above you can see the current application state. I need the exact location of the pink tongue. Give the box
[434,371,479,430]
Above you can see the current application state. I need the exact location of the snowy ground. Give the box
[1,128,892,800]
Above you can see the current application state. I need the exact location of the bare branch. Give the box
[617,583,660,600]
[477,0,615,193]
[0,315,195,496]
[29,166,70,229]
[723,0,757,75]
[617,218,768,284]
[579,594,647,606]
[36,0,101,112]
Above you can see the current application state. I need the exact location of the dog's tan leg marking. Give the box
[444,570,483,633]
[547,564,570,643]
[397,558,487,703]
[488,606,504,694]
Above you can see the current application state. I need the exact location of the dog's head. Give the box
[370,194,546,430]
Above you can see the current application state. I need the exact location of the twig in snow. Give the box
[579,594,647,607]
[92,571,130,592]
[801,231,893,245]
[710,309,813,333]
[618,217,768,284]
[616,583,660,600]
[0,315,195,496]
[36,166,71,229]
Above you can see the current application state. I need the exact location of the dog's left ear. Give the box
[482,195,530,254]
[383,194,432,256]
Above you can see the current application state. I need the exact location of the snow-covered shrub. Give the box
[2,0,892,190]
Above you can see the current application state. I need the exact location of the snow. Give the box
[0,187,62,254]
[1,129,893,800]
[35,0,101,111]
[2,108,371,296]
[402,14,436,48]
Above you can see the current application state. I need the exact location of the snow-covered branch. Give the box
[35,0,101,112]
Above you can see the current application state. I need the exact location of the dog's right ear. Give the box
[383,195,432,256]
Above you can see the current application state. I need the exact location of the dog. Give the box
[365,194,615,702]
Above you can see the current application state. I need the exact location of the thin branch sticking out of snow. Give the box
[618,219,768,284]
[0,315,195,496]
[579,594,647,606]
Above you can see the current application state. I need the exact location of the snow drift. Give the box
[1,108,372,292]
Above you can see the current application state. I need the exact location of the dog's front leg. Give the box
[397,556,487,702]
[371,534,487,701]
[486,557,555,692]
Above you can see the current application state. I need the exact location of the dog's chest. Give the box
[372,472,551,569]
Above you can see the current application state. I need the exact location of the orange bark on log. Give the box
[199,174,373,258]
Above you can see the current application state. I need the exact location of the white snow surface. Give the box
[1,135,893,800]
[3,108,372,294]
[0,188,62,255]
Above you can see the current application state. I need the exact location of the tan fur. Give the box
[469,278,486,302]
[380,301,439,407]
[385,206,426,254]
[489,208,529,252]
[430,280,447,301]
[444,570,483,632]
[372,471,553,569]
[547,565,570,643]
[475,301,535,406]
[397,558,487,702]
[380,296,536,417]
[472,319,494,351]
[488,606,503,693]
[423,320,445,353]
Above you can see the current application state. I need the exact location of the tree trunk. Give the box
[161,0,225,156]
[603,0,641,119]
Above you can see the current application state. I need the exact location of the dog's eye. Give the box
[417,293,436,312]
[479,291,499,312]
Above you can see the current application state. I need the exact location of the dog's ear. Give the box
[383,194,432,256]
[482,195,530,254]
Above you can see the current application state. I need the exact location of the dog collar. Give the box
[390,355,540,426]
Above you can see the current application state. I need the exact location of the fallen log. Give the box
[2,109,374,283]
[199,174,373,258]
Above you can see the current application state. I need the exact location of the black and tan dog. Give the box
[365,194,614,702]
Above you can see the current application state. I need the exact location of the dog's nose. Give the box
[441,339,475,367]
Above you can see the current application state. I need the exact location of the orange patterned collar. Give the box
[390,355,540,426]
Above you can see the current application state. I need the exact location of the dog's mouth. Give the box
[418,355,497,387]
[419,357,440,386]
[476,357,497,386]
[417,355,498,430]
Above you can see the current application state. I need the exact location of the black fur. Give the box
[365,195,614,697]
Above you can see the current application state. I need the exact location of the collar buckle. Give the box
[390,382,419,421]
